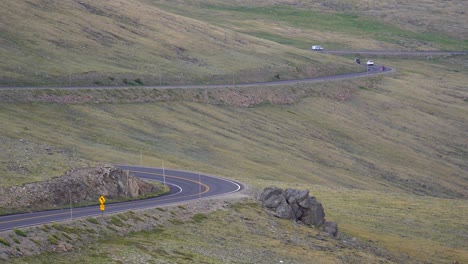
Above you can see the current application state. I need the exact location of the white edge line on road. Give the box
[0,182,184,232]
[117,164,244,193]
[0,166,243,232]
[147,180,183,198]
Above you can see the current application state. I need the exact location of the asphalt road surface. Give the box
[0,65,393,91]
[322,50,467,56]
[0,166,243,232]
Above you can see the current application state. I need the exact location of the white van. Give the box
[311,45,324,51]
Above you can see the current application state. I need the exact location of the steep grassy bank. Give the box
[1,59,466,197]
[5,201,400,264]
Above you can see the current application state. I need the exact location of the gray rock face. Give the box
[260,187,285,209]
[258,186,325,226]
[0,165,161,211]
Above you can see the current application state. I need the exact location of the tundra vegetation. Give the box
[0,0,467,263]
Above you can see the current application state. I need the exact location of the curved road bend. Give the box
[1,50,465,91]
[0,166,243,232]
[0,65,393,91]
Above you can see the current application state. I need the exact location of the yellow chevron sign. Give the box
[99,195,106,204]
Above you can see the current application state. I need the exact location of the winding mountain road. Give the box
[322,50,467,56]
[0,65,393,91]
[0,50,465,91]
[0,166,243,232]
[0,49,464,231]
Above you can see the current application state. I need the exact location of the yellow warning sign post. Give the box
[99,195,106,216]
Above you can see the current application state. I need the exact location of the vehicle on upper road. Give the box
[366,60,374,66]
[311,45,324,51]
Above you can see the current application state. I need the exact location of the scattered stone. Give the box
[324,221,338,237]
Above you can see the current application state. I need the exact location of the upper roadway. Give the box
[0,65,393,90]
[0,50,465,91]
[322,50,467,56]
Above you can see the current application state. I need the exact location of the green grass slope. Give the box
[0,0,357,86]
[149,0,467,50]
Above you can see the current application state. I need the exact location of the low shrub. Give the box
[14,228,27,237]
[192,213,208,223]
[87,218,99,225]
[47,235,58,245]
[0,237,10,247]
[109,216,125,227]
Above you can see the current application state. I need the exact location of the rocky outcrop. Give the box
[0,165,160,211]
[258,186,338,236]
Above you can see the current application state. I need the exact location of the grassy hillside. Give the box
[0,0,467,263]
[1,0,465,86]
[0,0,357,86]
[1,59,466,197]
[0,57,467,262]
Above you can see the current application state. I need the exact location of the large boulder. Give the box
[260,187,285,209]
[258,187,337,236]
